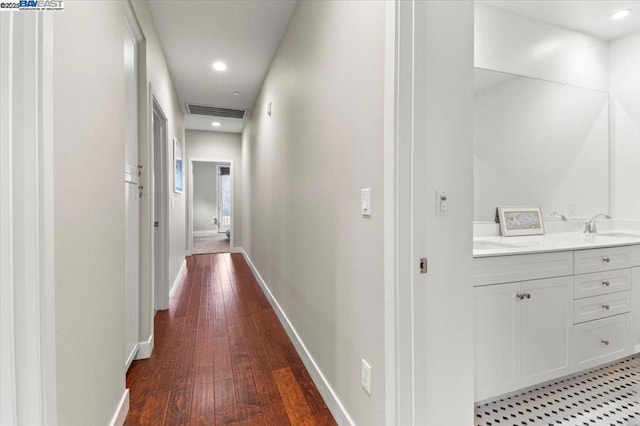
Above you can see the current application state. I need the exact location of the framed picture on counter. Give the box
[497,206,544,237]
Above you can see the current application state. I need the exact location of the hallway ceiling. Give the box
[481,1,640,41]
[148,0,297,134]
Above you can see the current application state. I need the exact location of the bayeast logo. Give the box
[19,0,63,10]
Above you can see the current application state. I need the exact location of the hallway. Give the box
[125,254,337,425]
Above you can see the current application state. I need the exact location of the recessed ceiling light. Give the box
[611,9,631,20]
[212,61,227,72]
[212,122,221,127]
[233,91,241,96]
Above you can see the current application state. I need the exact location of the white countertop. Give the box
[473,230,640,258]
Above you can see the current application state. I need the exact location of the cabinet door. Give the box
[520,276,573,387]
[474,282,521,401]
[632,268,640,353]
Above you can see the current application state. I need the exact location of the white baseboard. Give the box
[109,389,129,426]
[230,246,243,254]
[239,249,354,426]
[136,333,154,359]
[169,259,187,300]
[634,343,640,354]
[193,230,219,237]
[125,344,138,369]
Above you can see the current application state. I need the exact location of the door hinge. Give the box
[419,258,428,274]
[154,221,159,228]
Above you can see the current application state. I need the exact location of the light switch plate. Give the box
[361,188,371,217]
[436,190,448,216]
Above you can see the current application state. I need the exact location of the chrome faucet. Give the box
[550,211,568,221]
[584,213,610,233]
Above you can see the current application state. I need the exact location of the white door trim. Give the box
[188,158,235,252]
[215,163,231,233]
[0,11,57,425]
[383,0,398,425]
[392,1,476,424]
[152,94,170,311]
[124,1,143,370]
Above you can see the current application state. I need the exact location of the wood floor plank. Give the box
[165,386,193,425]
[213,337,233,381]
[125,391,169,426]
[273,367,316,426]
[190,365,215,425]
[125,253,335,425]
[214,378,238,424]
[250,355,291,426]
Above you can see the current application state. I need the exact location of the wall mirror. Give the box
[473,67,610,223]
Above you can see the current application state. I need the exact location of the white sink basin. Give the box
[473,240,525,250]
[596,231,640,239]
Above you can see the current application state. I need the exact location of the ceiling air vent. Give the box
[186,103,246,119]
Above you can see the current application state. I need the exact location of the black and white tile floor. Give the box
[475,356,640,425]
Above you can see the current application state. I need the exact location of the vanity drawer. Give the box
[574,314,629,371]
[573,291,631,324]
[473,251,573,286]
[574,245,640,274]
[573,269,632,299]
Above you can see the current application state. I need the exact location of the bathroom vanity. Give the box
[473,232,640,402]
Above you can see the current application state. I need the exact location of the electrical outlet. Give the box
[361,359,372,395]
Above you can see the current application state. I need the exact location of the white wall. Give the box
[192,162,219,232]
[241,1,386,424]
[53,2,126,423]
[130,0,186,335]
[187,130,242,245]
[610,31,640,219]
[475,3,609,90]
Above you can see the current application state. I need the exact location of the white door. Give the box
[520,276,573,387]
[474,282,521,401]
[152,102,169,311]
[124,20,139,368]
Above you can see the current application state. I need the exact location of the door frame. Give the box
[0,11,57,425]
[151,95,170,311]
[216,163,231,233]
[387,1,475,424]
[188,158,235,253]
[124,0,143,369]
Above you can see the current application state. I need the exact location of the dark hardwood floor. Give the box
[125,253,337,425]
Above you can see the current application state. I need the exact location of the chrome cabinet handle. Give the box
[602,280,610,287]
[602,257,611,263]
[516,293,531,300]
[602,304,610,310]
[602,339,610,346]
[525,293,531,299]
[516,293,524,300]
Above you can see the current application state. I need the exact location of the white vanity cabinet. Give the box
[474,276,573,401]
[520,277,573,387]
[474,243,640,403]
[572,246,638,371]
[633,267,640,353]
[474,251,574,402]
[474,282,520,400]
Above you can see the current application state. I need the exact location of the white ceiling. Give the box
[148,0,297,134]
[481,1,640,41]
